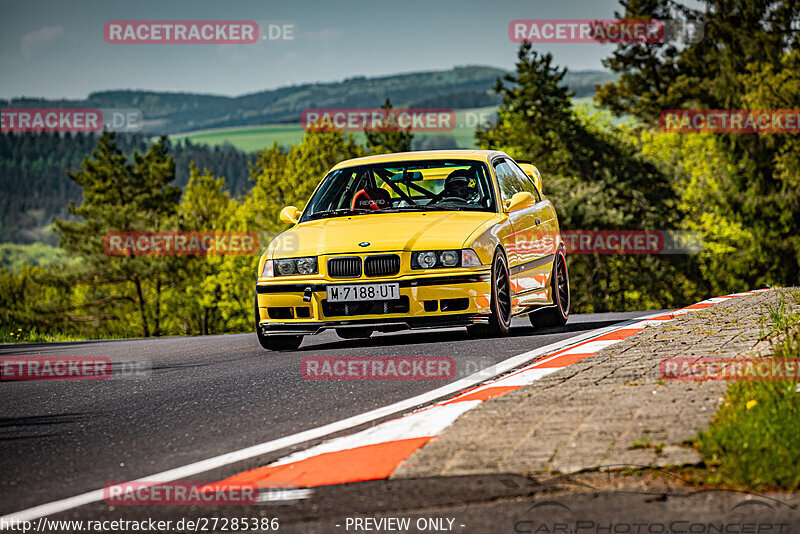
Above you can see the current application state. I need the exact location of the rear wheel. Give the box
[530,250,569,328]
[255,295,303,351]
[336,328,373,339]
[468,250,512,337]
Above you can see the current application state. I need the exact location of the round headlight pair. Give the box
[273,257,317,276]
[414,250,460,269]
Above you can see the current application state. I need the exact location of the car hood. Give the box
[268,211,500,258]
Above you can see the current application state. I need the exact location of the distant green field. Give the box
[169,102,621,153]
[170,107,498,153]
[171,123,309,152]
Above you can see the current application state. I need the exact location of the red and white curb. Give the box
[220,289,771,489]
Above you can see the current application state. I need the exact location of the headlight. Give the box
[417,251,438,269]
[276,259,296,276]
[412,250,462,269]
[261,259,274,277]
[273,257,318,276]
[296,257,317,275]
[440,250,459,267]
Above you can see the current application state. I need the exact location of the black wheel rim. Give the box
[556,254,569,314]
[495,257,511,324]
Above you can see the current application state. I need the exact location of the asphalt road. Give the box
[0,311,649,516]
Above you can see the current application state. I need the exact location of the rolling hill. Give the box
[1,66,616,135]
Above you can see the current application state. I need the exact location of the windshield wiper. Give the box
[306,208,373,220]
[381,205,452,212]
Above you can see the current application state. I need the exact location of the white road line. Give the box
[558,339,621,355]
[475,367,561,388]
[270,401,482,466]
[0,313,672,525]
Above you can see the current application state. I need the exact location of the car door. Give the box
[494,157,555,308]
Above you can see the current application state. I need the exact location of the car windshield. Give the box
[300,159,496,221]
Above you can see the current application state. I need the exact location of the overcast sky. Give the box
[2,0,657,99]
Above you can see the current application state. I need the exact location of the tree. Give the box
[364,98,414,154]
[477,43,695,312]
[597,0,800,290]
[596,0,798,124]
[162,164,237,335]
[53,132,180,336]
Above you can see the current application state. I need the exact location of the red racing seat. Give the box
[351,188,391,211]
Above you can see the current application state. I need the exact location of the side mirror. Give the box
[505,191,535,213]
[518,163,543,194]
[279,206,300,224]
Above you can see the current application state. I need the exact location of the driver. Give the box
[441,169,475,201]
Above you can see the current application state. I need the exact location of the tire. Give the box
[255,294,303,351]
[468,250,512,337]
[336,328,373,339]
[530,249,569,328]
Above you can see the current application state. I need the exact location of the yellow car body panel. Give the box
[266,211,500,260]
[256,150,565,336]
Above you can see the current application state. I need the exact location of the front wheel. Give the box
[530,249,569,328]
[468,250,512,337]
[255,295,303,351]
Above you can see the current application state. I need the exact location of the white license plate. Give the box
[327,283,400,303]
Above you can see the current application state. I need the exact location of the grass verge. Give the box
[694,290,800,491]
[0,326,113,344]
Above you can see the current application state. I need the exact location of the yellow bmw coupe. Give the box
[255,150,569,350]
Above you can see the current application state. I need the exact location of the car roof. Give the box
[331,149,508,170]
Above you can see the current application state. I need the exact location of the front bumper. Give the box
[256,271,492,336]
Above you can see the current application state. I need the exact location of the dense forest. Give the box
[0,133,256,244]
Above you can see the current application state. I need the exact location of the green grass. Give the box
[171,123,315,153]
[695,291,800,490]
[760,291,800,338]
[168,97,633,155]
[169,101,622,154]
[169,106,497,153]
[631,434,665,454]
[0,326,98,344]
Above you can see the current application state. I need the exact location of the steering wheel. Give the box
[436,187,480,205]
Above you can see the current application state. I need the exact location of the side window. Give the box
[493,159,525,203]
[508,160,541,201]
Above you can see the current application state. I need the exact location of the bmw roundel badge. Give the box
[359,242,370,247]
